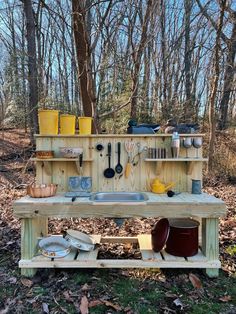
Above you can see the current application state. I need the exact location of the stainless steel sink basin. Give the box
[90,192,148,202]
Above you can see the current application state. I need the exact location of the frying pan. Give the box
[115,142,123,174]
[104,142,115,178]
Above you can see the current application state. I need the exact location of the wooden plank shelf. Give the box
[145,158,208,175]
[31,158,93,175]
[145,158,208,161]
[31,158,93,162]
[35,134,205,138]
[19,235,220,270]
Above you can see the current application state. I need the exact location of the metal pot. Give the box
[165,218,199,257]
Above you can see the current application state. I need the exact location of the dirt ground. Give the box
[0,129,235,313]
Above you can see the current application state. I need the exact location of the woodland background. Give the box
[0,0,235,139]
[0,1,236,313]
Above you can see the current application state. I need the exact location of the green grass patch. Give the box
[190,302,232,314]
[90,304,109,314]
[226,245,236,256]
[111,277,163,313]
[72,270,93,285]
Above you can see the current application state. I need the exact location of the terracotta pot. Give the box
[165,218,199,257]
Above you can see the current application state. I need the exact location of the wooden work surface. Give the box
[13,192,226,219]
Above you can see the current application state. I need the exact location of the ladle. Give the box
[104,143,115,178]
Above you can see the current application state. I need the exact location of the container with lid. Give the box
[151,218,199,257]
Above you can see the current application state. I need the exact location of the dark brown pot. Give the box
[165,218,199,257]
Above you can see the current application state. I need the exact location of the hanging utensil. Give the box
[79,153,83,175]
[124,140,135,178]
[132,143,148,166]
[104,143,115,178]
[115,142,123,174]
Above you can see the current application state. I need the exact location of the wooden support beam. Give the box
[21,217,48,277]
[202,218,219,278]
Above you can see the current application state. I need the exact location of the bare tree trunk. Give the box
[35,2,44,104]
[23,0,39,142]
[159,0,169,120]
[218,20,236,129]
[72,0,98,132]
[20,9,28,133]
[208,0,226,172]
[184,0,193,121]
[130,0,154,120]
[196,0,236,130]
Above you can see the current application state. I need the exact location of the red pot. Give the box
[151,218,169,253]
[165,218,199,257]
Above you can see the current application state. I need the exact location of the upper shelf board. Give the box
[34,133,205,138]
[145,158,208,162]
[31,158,93,162]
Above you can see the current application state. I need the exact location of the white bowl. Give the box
[59,147,83,158]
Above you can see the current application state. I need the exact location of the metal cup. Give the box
[192,179,201,194]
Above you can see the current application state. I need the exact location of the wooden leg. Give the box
[202,218,219,278]
[21,217,48,277]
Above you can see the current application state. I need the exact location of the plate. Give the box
[68,176,92,192]
[38,236,71,258]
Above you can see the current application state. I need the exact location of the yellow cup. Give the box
[38,110,59,135]
[60,114,76,135]
[78,117,93,135]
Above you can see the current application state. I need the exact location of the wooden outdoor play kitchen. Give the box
[13,110,226,277]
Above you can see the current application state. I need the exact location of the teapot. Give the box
[151,179,174,194]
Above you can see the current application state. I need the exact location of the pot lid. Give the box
[65,234,95,251]
[168,218,199,228]
[151,218,170,252]
[66,229,96,245]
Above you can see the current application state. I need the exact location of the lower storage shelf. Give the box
[19,235,221,269]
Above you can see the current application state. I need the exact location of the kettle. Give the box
[151,179,174,194]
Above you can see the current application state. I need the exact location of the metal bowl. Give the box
[39,236,71,258]
[59,147,83,158]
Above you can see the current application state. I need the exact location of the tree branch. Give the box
[196,0,229,46]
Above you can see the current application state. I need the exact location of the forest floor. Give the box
[0,128,236,314]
